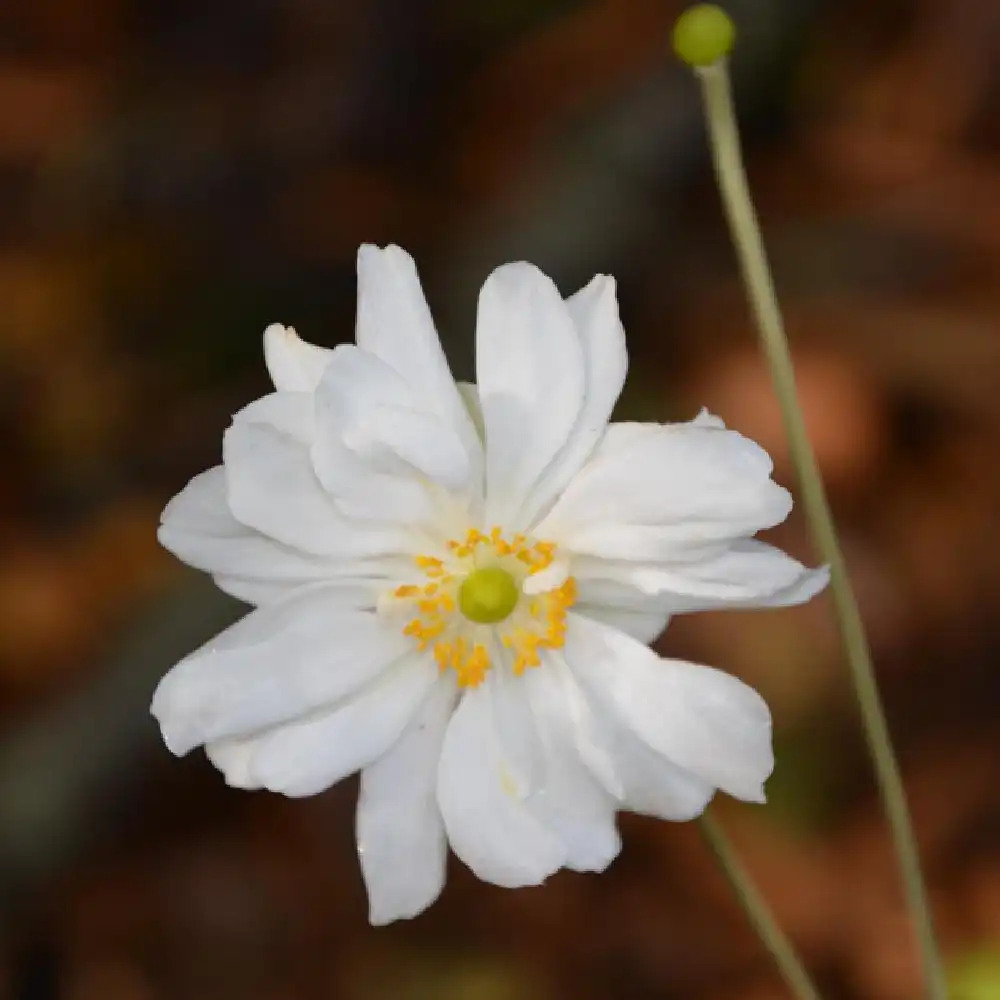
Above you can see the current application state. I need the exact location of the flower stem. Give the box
[699,812,824,1000]
[692,58,947,1000]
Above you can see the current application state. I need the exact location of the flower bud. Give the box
[671,4,736,68]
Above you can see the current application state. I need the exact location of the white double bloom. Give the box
[152,244,827,923]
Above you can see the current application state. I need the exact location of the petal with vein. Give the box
[572,578,672,644]
[312,345,470,499]
[538,421,791,550]
[151,589,412,755]
[575,683,716,821]
[355,244,481,469]
[158,467,350,597]
[519,274,627,528]
[437,685,566,887]
[576,540,828,604]
[565,614,774,803]
[223,419,414,557]
[357,678,457,924]
[476,263,585,528]
[249,656,437,797]
[522,662,621,872]
[234,391,316,444]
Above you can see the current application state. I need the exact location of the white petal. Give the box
[476,262,585,528]
[572,606,668,645]
[309,363,437,524]
[247,656,437,797]
[158,467,348,602]
[533,649,712,822]
[564,614,774,803]
[573,606,670,645]
[355,244,482,470]
[572,579,672,644]
[205,736,263,790]
[484,653,544,794]
[346,404,470,490]
[605,729,715,821]
[151,588,412,755]
[312,429,442,526]
[437,685,565,887]
[357,678,457,924]
[518,274,628,528]
[234,390,316,444]
[537,421,792,551]
[579,540,828,604]
[209,575,296,606]
[223,418,416,557]
[313,345,471,493]
[160,466,238,537]
[577,688,716,821]
[263,324,334,392]
[533,652,623,800]
[522,662,621,872]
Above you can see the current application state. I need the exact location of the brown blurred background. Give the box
[2,0,1000,998]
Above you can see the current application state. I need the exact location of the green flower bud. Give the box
[950,949,1000,1000]
[671,4,736,68]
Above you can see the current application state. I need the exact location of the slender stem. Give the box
[692,59,947,1000]
[699,813,824,1000]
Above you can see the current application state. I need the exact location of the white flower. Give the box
[152,244,828,924]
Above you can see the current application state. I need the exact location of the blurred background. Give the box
[1,0,1000,998]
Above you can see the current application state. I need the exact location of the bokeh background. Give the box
[2,1,1000,998]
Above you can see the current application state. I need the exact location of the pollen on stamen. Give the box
[413,558,446,578]
[502,575,576,676]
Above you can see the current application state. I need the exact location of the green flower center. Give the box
[459,567,520,624]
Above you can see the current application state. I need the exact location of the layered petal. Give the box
[522,662,621,871]
[537,416,825,611]
[357,678,457,924]
[536,648,714,822]
[574,540,829,608]
[538,420,792,553]
[564,614,774,803]
[574,578,673,644]
[158,466,349,604]
[312,345,470,499]
[234,390,316,444]
[246,655,436,797]
[518,274,628,529]
[152,588,413,755]
[437,684,566,887]
[596,718,716,821]
[223,418,416,558]
[476,263,585,528]
[355,245,482,478]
